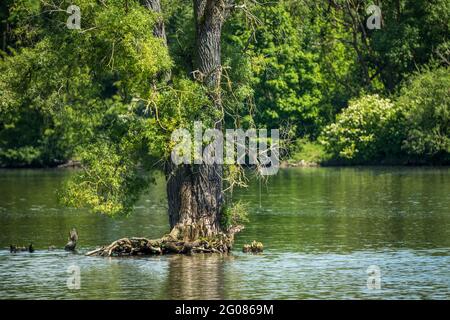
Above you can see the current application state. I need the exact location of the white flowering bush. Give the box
[320,95,403,162]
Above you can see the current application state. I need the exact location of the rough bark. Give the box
[165,0,228,242]
[193,0,226,91]
[166,163,224,241]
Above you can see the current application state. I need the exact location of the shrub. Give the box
[397,67,450,162]
[288,138,328,164]
[320,95,403,163]
[221,201,249,231]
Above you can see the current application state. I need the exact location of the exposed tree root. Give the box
[86,225,243,257]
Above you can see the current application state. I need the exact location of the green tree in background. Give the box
[0,0,171,167]
[399,67,450,162]
[226,1,324,137]
[0,0,449,169]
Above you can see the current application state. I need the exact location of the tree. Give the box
[83,0,250,255]
[2,1,231,246]
[166,0,227,241]
[140,0,232,241]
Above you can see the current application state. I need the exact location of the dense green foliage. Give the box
[321,95,402,163]
[221,201,249,231]
[321,67,450,164]
[0,0,176,214]
[288,138,327,164]
[398,68,450,162]
[226,2,324,136]
[0,0,172,168]
[0,0,449,214]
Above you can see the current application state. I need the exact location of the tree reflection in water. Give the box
[165,254,235,299]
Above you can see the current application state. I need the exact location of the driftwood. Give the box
[85,226,241,257]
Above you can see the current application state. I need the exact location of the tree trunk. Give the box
[141,0,167,42]
[166,163,223,241]
[166,0,227,241]
[193,0,225,92]
[142,0,227,242]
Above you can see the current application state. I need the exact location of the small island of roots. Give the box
[85,225,243,257]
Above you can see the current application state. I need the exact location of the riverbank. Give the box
[284,138,450,168]
[282,158,450,168]
[0,159,81,169]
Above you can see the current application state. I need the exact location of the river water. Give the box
[0,167,449,299]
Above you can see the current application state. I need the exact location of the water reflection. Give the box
[165,254,235,299]
[0,167,449,299]
[234,167,450,252]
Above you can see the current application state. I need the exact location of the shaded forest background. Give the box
[0,0,449,169]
